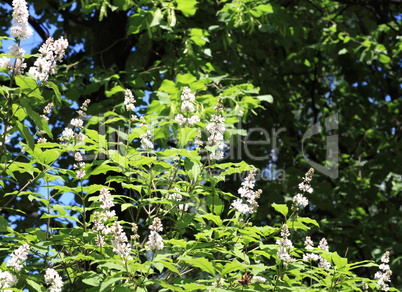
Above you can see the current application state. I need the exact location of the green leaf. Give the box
[105,85,125,97]
[178,127,198,147]
[82,271,104,286]
[15,75,42,100]
[296,216,319,227]
[15,120,35,150]
[206,192,224,215]
[256,94,273,103]
[222,259,246,275]
[176,73,197,85]
[181,257,215,275]
[203,213,222,226]
[271,203,288,217]
[338,48,348,55]
[26,278,42,292]
[378,53,391,64]
[99,277,127,292]
[150,8,164,27]
[256,4,273,13]
[20,98,53,138]
[46,81,62,104]
[176,0,198,17]
[330,252,348,269]
[155,259,180,274]
[0,216,11,232]
[157,281,185,292]
[127,10,151,35]
[184,158,201,182]
[38,149,60,165]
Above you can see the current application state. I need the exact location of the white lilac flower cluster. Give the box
[40,102,54,122]
[124,89,136,112]
[146,218,164,251]
[0,1,68,79]
[206,102,226,160]
[302,236,331,269]
[0,0,32,75]
[252,276,266,283]
[292,168,314,212]
[0,271,18,291]
[60,99,90,142]
[167,187,189,212]
[230,169,262,215]
[374,251,392,291]
[92,187,116,247]
[44,268,63,292]
[140,130,154,150]
[29,37,68,84]
[175,87,200,126]
[10,0,33,41]
[7,243,29,272]
[276,224,295,264]
[110,221,133,262]
[73,152,85,179]
[91,188,133,262]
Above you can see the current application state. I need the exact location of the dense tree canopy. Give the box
[1,0,401,289]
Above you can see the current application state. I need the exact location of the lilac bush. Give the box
[0,1,398,291]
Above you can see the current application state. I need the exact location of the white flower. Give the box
[178,203,189,212]
[7,243,29,272]
[37,137,47,143]
[29,37,68,83]
[61,128,74,140]
[231,169,262,214]
[149,217,163,232]
[140,130,154,149]
[126,103,135,111]
[188,115,200,125]
[252,276,266,283]
[8,44,25,58]
[292,193,309,211]
[10,0,33,41]
[110,221,133,262]
[74,152,83,162]
[303,253,320,262]
[99,188,114,210]
[124,89,136,111]
[146,231,164,251]
[304,236,314,250]
[374,251,392,291]
[76,169,85,179]
[74,132,86,142]
[45,268,63,292]
[0,57,13,71]
[317,238,331,268]
[381,251,390,263]
[298,182,313,193]
[318,238,329,251]
[181,100,195,113]
[181,87,195,101]
[206,110,226,160]
[168,188,183,201]
[53,37,69,61]
[0,271,18,289]
[70,118,84,129]
[318,258,331,269]
[276,224,295,264]
[231,198,252,214]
